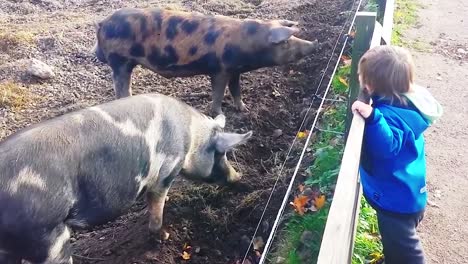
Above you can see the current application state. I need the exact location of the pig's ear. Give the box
[277,19,299,27]
[215,131,253,153]
[214,114,226,129]
[268,27,299,44]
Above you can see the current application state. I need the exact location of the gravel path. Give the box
[405,0,468,263]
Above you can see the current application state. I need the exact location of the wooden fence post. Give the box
[345,12,376,136]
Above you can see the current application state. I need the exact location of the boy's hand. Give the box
[352,101,373,119]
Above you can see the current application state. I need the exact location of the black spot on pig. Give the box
[181,20,199,34]
[108,53,128,69]
[69,128,150,226]
[162,174,175,188]
[148,45,179,68]
[204,30,221,45]
[139,160,150,179]
[164,45,179,64]
[132,14,150,40]
[242,21,260,35]
[189,46,198,56]
[103,21,132,39]
[152,10,163,30]
[222,44,275,72]
[130,43,145,57]
[167,53,221,75]
[166,16,183,40]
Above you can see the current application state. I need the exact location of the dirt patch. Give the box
[0,0,354,263]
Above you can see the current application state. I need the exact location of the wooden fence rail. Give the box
[316,2,395,263]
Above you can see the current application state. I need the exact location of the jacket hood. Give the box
[403,84,443,125]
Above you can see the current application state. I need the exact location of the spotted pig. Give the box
[0,93,252,264]
[93,7,319,115]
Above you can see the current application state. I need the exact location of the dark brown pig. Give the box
[93,7,319,115]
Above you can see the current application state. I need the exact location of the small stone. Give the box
[214,249,222,256]
[436,76,442,81]
[160,230,170,241]
[434,189,442,198]
[457,48,466,54]
[272,129,283,138]
[427,200,440,208]
[27,59,55,79]
[195,247,201,254]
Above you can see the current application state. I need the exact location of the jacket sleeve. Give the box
[364,108,404,158]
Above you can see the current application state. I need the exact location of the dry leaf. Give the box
[314,195,326,209]
[181,251,191,260]
[291,195,310,215]
[253,236,264,250]
[338,76,348,86]
[297,130,309,139]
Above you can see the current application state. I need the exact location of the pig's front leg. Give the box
[146,186,170,236]
[228,73,249,112]
[210,73,230,116]
[110,58,135,99]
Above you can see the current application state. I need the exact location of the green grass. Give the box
[352,199,384,264]
[392,0,422,46]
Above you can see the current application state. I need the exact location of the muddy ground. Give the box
[0,0,354,263]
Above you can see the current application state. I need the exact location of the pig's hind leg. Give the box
[38,224,73,264]
[228,73,248,112]
[109,54,136,99]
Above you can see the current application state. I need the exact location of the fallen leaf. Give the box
[369,252,384,264]
[253,236,264,250]
[338,76,348,86]
[181,251,191,260]
[297,130,309,139]
[314,195,326,209]
[291,195,310,215]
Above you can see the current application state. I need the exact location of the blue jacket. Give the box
[360,85,443,214]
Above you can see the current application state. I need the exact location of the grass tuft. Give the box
[0,31,35,52]
[392,0,421,46]
[0,81,36,110]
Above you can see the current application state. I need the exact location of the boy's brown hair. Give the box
[358,45,415,104]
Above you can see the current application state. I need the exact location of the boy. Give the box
[352,45,443,264]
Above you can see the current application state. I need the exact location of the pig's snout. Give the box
[292,37,320,61]
[303,39,320,55]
